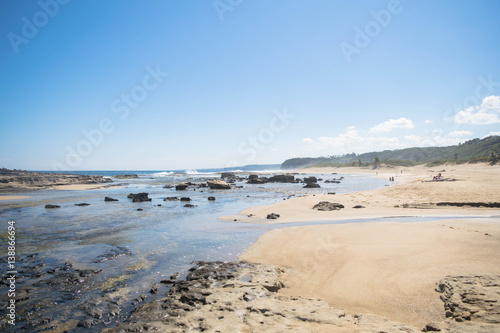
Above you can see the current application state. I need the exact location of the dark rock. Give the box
[353,205,365,209]
[175,183,189,190]
[137,208,143,211]
[267,174,295,183]
[303,176,317,183]
[221,172,235,179]
[303,183,321,188]
[267,213,280,219]
[75,203,90,206]
[313,201,344,211]
[180,197,191,201]
[184,204,196,208]
[164,197,178,201]
[128,192,152,203]
[105,197,118,202]
[207,179,231,189]
[208,196,216,201]
[45,204,60,209]
[436,202,500,208]
[247,177,267,184]
[248,174,259,180]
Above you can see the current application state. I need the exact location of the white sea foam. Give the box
[151,171,174,177]
[185,170,217,175]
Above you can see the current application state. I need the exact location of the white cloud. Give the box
[369,117,414,133]
[303,126,401,153]
[448,130,473,137]
[487,131,500,137]
[454,95,500,125]
[425,120,433,124]
[404,133,462,147]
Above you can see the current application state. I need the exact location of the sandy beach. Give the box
[0,195,31,201]
[223,163,500,223]
[238,163,500,328]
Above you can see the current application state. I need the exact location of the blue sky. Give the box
[1,0,500,170]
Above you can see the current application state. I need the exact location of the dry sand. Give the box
[241,218,500,327]
[0,195,31,201]
[237,163,500,327]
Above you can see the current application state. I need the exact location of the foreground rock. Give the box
[0,168,112,191]
[434,274,500,329]
[102,261,421,333]
[206,179,231,189]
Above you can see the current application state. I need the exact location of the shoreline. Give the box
[221,163,500,223]
[235,163,500,328]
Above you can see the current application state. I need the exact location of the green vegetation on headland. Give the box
[281,135,500,169]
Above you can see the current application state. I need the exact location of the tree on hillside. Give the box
[373,156,380,168]
[488,152,498,165]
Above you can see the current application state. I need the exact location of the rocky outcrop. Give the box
[267,213,280,219]
[207,196,216,201]
[127,193,152,203]
[114,174,139,179]
[267,174,295,183]
[313,201,344,211]
[0,169,113,191]
[220,172,235,179]
[436,274,500,324]
[303,182,321,188]
[104,197,118,202]
[163,197,178,201]
[436,202,500,208]
[102,261,423,333]
[206,179,231,189]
